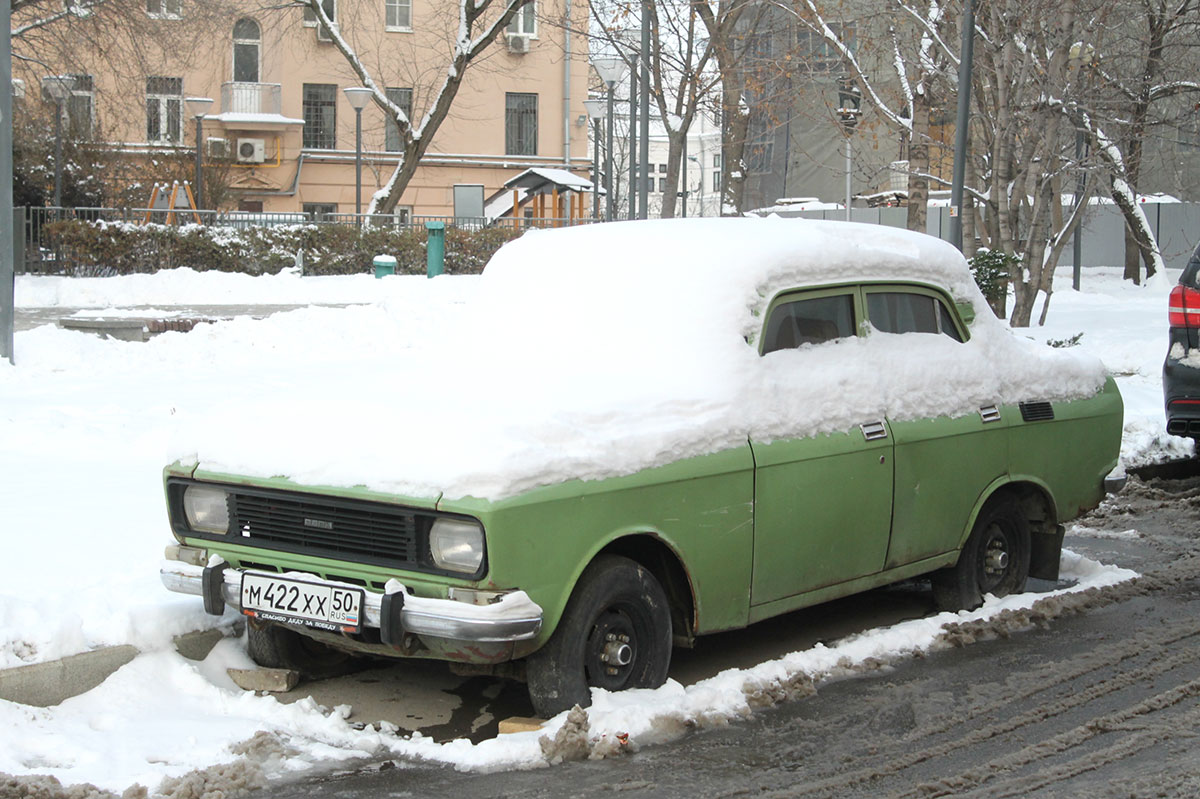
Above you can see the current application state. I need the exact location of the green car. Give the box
[160,219,1123,717]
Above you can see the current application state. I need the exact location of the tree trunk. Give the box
[906,90,930,232]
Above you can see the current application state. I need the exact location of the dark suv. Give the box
[1164,241,1200,438]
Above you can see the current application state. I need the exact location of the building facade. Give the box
[13,0,591,218]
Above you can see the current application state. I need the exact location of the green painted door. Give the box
[749,423,894,606]
[886,412,1009,567]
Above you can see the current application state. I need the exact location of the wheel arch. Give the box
[599,534,697,647]
[963,477,1062,581]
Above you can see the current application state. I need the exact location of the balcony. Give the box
[222,82,282,115]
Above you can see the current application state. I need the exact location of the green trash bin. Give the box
[373,254,397,279]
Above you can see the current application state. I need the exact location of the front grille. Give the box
[230,492,420,567]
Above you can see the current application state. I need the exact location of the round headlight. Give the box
[183,485,230,534]
[429,518,484,573]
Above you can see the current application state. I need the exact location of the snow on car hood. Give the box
[169,218,1109,501]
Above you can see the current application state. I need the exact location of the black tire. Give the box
[932,498,1031,612]
[245,620,357,680]
[525,554,673,718]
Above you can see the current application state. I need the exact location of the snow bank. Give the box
[0,550,1135,794]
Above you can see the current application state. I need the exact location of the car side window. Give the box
[762,294,856,355]
[867,291,963,342]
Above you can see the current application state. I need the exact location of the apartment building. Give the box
[13,0,591,218]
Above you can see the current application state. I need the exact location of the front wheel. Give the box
[525,554,673,718]
[246,621,357,680]
[932,498,1031,612]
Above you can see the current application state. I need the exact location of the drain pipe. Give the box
[562,0,572,168]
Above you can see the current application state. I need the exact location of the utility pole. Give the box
[948,0,975,250]
[2,1,16,364]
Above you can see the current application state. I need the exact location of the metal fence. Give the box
[16,206,599,274]
[22,201,1196,275]
[781,202,1200,273]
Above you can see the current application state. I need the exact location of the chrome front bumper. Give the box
[160,560,543,643]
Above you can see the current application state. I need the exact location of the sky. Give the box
[0,227,1181,795]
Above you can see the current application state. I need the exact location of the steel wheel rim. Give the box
[584,606,641,691]
[977,521,1013,594]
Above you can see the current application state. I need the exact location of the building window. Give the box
[146,0,181,18]
[385,87,413,152]
[505,92,537,155]
[303,0,337,27]
[233,18,261,83]
[302,83,337,149]
[62,74,94,139]
[303,202,337,221]
[658,177,667,193]
[508,1,536,36]
[795,22,856,73]
[145,76,183,144]
[385,0,412,31]
[712,153,721,193]
[746,139,773,175]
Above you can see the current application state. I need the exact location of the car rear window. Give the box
[868,291,963,342]
[762,294,856,354]
[1181,241,1200,288]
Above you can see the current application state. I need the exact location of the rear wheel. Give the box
[525,554,673,718]
[933,498,1031,612]
[246,621,357,680]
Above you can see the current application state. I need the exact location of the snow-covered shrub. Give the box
[38,219,524,276]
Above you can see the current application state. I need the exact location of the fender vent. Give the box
[1019,401,1055,422]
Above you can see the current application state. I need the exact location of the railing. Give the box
[222,82,282,115]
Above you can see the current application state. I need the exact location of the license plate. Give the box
[241,573,364,634]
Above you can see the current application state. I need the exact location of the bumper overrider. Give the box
[160,560,543,645]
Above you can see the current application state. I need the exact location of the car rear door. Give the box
[864,286,1011,568]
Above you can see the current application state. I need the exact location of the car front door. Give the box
[749,288,894,608]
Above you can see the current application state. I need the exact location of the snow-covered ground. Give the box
[0,258,1181,795]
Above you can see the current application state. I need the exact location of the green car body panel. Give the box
[160,279,1124,671]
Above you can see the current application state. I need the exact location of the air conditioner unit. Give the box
[206,137,230,159]
[237,138,266,164]
[316,21,338,42]
[506,34,530,54]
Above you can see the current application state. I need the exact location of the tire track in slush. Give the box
[749,563,1200,798]
[903,678,1200,798]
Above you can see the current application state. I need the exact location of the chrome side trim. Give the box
[979,404,1002,423]
[860,420,888,441]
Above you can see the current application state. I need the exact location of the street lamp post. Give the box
[41,76,71,211]
[681,135,689,218]
[184,96,213,213]
[836,76,861,222]
[687,154,701,217]
[592,58,627,222]
[583,98,607,220]
[343,87,374,226]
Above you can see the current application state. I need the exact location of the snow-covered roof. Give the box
[502,167,593,192]
[207,112,305,126]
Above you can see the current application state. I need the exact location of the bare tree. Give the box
[792,0,959,232]
[589,0,729,218]
[298,0,537,216]
[10,1,237,87]
[1086,0,1200,283]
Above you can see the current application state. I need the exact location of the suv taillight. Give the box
[1169,285,1200,328]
